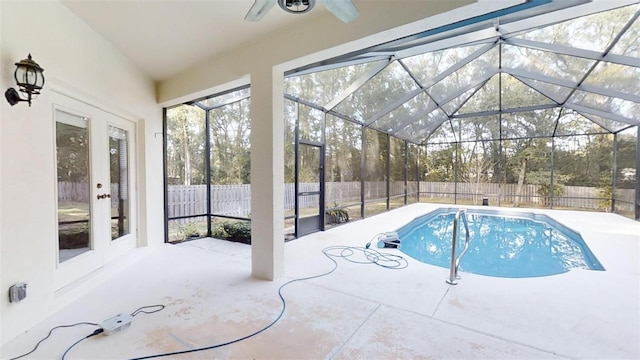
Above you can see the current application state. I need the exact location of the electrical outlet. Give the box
[9,283,27,303]
[100,313,133,335]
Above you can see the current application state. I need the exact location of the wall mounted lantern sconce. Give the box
[5,54,45,107]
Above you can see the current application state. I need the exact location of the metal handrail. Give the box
[446,209,470,285]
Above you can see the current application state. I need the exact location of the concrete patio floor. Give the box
[2,203,639,359]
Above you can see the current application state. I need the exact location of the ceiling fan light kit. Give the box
[245,0,359,23]
[279,0,315,14]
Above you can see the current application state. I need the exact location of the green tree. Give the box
[166,105,206,185]
[56,122,90,182]
[209,99,251,185]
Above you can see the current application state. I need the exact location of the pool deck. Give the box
[2,203,639,359]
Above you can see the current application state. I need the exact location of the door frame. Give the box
[104,117,137,263]
[295,140,325,237]
[51,90,138,289]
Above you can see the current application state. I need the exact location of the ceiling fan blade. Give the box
[322,0,359,23]
[245,0,277,21]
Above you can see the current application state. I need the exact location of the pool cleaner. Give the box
[366,232,401,249]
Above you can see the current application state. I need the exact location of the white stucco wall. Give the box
[0,1,162,345]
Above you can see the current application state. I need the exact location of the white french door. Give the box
[53,92,137,289]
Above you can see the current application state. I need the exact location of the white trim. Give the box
[48,79,142,123]
[158,75,250,108]
[50,89,141,289]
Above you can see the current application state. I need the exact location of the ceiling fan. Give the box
[245,0,359,23]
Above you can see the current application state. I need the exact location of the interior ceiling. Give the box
[60,0,326,81]
[60,0,462,82]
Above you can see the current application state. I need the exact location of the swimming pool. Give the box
[397,208,604,278]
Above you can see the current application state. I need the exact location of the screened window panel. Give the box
[501,108,560,139]
[166,105,206,186]
[425,119,457,144]
[613,127,637,218]
[457,75,499,115]
[363,128,388,201]
[209,99,251,186]
[502,44,596,84]
[325,115,362,209]
[298,104,324,143]
[515,4,638,53]
[389,196,405,210]
[609,5,640,58]
[390,133,414,144]
[614,186,636,217]
[452,115,500,141]
[458,141,501,205]
[364,200,388,217]
[168,217,208,243]
[196,88,250,109]
[389,136,405,198]
[284,99,298,184]
[515,77,573,104]
[334,61,419,122]
[583,61,640,97]
[501,73,556,109]
[401,44,490,87]
[428,46,499,104]
[478,140,501,186]
[395,108,449,144]
[615,127,637,186]
[555,134,614,209]
[284,60,387,105]
[423,143,457,185]
[407,143,420,181]
[441,87,480,116]
[502,139,551,207]
[579,112,633,133]
[569,90,640,121]
[555,112,608,136]
[374,92,436,134]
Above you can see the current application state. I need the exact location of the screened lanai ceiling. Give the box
[284,1,640,145]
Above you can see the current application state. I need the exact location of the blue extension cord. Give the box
[129,242,407,359]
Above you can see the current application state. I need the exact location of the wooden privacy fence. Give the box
[167,182,411,220]
[419,182,635,212]
[58,181,121,208]
[59,181,635,222]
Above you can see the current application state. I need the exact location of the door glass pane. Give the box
[109,125,130,240]
[298,145,321,218]
[56,110,91,262]
[299,145,320,184]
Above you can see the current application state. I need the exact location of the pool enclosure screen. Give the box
[164,2,640,242]
[164,88,252,243]
[284,1,639,226]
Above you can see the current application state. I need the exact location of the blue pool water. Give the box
[397,208,604,278]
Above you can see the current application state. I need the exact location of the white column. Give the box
[250,65,285,280]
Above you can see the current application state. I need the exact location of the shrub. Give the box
[181,222,201,239]
[212,221,251,244]
[326,208,350,224]
[598,174,612,211]
[537,183,565,206]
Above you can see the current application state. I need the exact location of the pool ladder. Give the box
[446,209,471,285]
